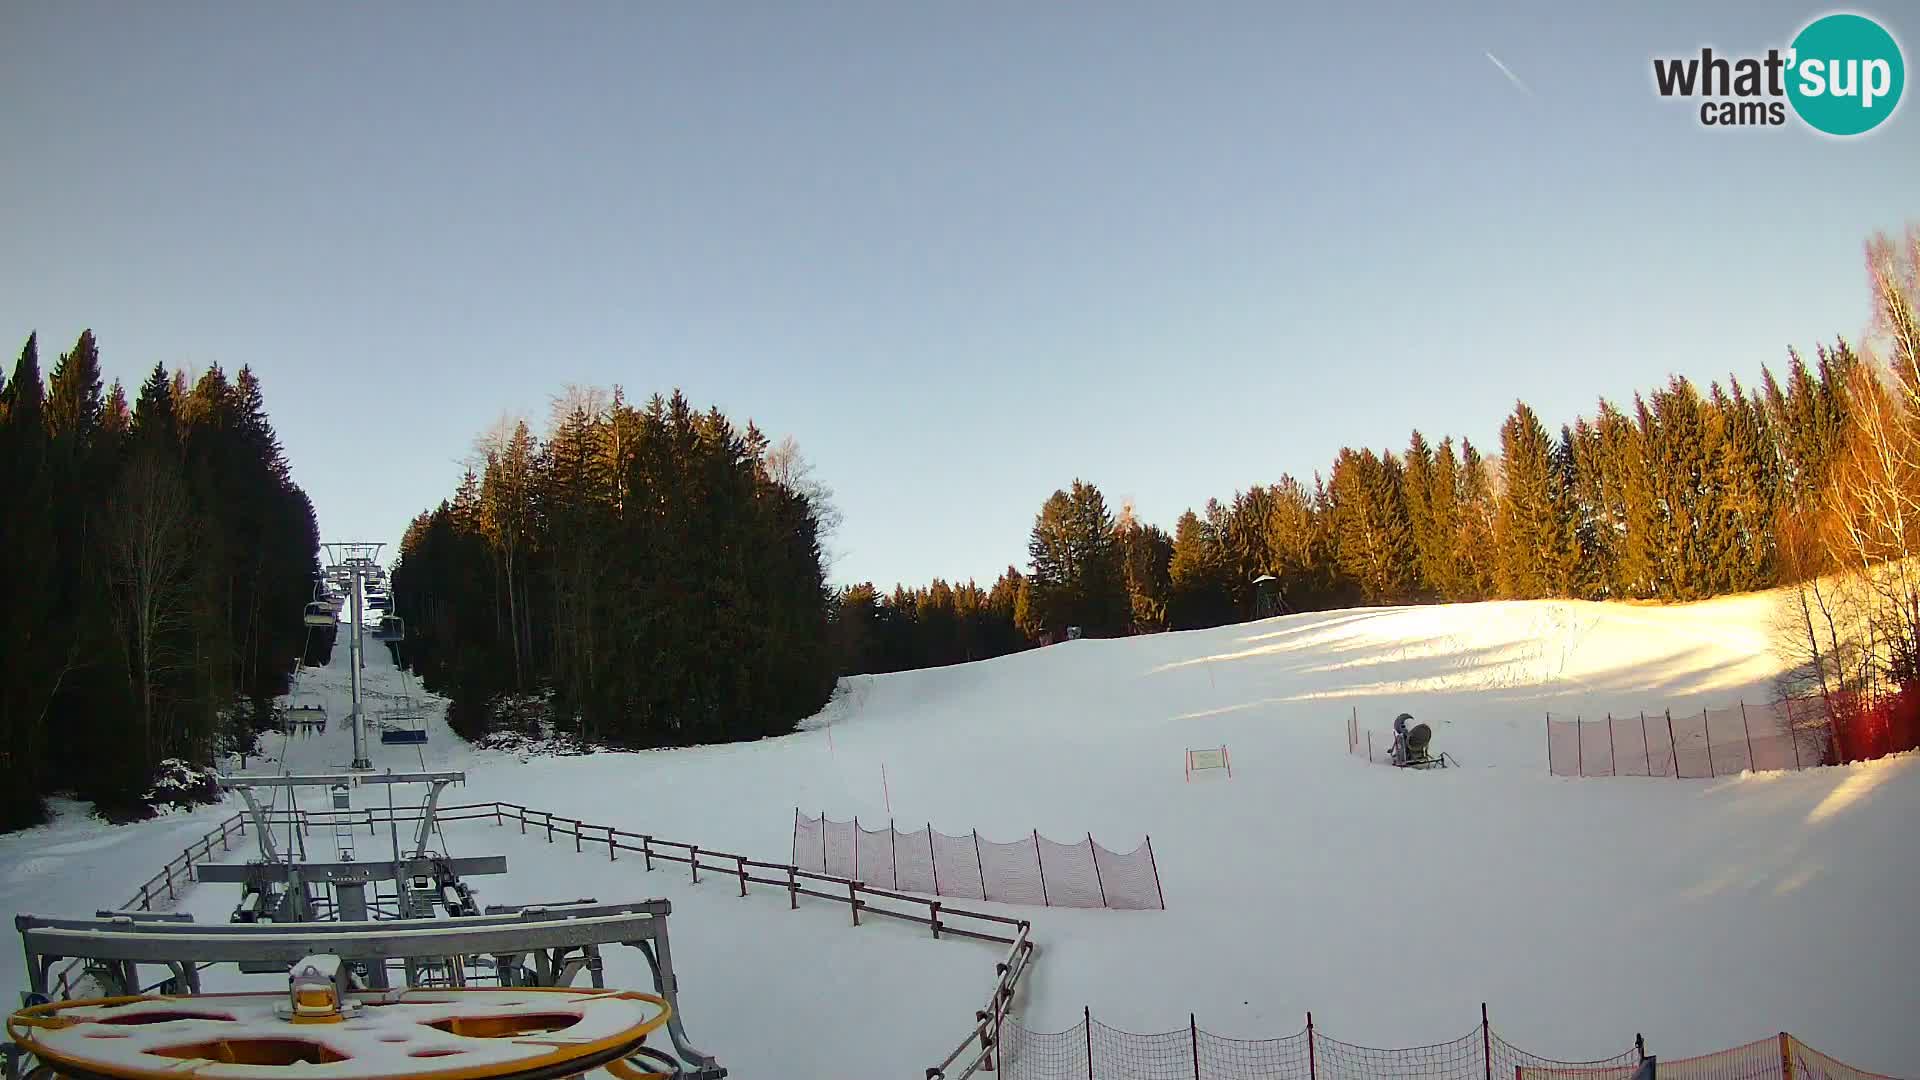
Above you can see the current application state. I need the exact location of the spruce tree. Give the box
[1493,402,1572,599]
[46,330,104,441]
[1402,432,1441,598]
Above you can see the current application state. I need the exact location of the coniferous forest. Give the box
[1,331,324,831]
[10,232,1913,799]
[838,229,1920,709]
[391,390,837,749]
[836,347,1861,672]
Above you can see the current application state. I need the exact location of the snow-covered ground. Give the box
[4,591,1916,1076]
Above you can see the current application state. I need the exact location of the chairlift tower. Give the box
[323,542,386,770]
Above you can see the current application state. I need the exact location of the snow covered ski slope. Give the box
[3,592,1915,1076]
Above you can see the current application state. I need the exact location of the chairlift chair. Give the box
[302,602,338,628]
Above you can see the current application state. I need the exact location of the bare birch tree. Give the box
[106,447,196,764]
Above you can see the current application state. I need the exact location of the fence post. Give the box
[1481,1003,1492,1080]
[1088,833,1108,907]
[1546,714,1552,775]
[690,844,700,883]
[1034,830,1050,906]
[853,816,860,881]
[1084,1006,1094,1080]
[1666,710,1680,778]
[1704,710,1716,777]
[787,865,798,910]
[1741,702,1757,772]
[792,808,800,867]
[736,855,748,897]
[544,812,553,844]
[929,824,940,895]
[184,848,195,883]
[930,900,941,939]
[1607,715,1617,776]
[974,830,988,901]
[1147,835,1166,909]
[574,819,582,853]
[890,819,899,890]
[1307,1012,1317,1080]
[848,881,860,926]
[821,810,828,872]
[608,825,616,861]
[1576,716,1584,776]
[643,835,653,871]
[494,803,502,827]
[518,808,526,835]
[1190,1013,1200,1080]
[1641,712,1652,776]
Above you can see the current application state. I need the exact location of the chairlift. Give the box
[377,697,427,745]
[374,615,407,642]
[302,602,338,628]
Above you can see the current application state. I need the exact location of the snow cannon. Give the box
[1388,714,1448,769]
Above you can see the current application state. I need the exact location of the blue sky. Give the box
[3,2,1914,589]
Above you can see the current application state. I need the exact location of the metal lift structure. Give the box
[4,542,729,1080]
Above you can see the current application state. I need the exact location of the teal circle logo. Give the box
[1786,13,1905,135]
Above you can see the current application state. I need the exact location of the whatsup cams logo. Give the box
[1652,11,1905,135]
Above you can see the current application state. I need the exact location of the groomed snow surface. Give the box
[2,591,1915,1077]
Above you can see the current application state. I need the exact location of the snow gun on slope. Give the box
[1388,713,1454,769]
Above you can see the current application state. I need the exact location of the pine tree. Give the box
[1493,402,1573,599]
[1326,448,1414,603]
[1455,439,1499,600]
[1402,432,1442,598]
[0,335,57,828]
[1168,509,1233,629]
[1026,480,1128,637]
[46,330,104,441]
[1426,440,1465,600]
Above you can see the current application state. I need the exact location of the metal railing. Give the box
[39,799,1037,1078]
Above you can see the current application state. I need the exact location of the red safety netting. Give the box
[1093,838,1166,910]
[1497,1029,1644,1079]
[1653,1035,1782,1080]
[1827,682,1920,764]
[1088,1018,1195,1080]
[992,1016,1644,1080]
[1548,701,1834,779]
[1313,1026,1486,1080]
[892,824,937,894]
[932,827,987,900]
[791,812,1163,909]
[855,819,895,887]
[1035,834,1107,908]
[1000,1020,1087,1080]
[1789,1034,1904,1080]
[1197,1025,1313,1079]
[978,832,1050,906]
[984,1017,1892,1080]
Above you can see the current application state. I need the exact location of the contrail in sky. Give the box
[1484,51,1533,96]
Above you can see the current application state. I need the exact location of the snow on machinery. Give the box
[6,901,724,1080]
[3,769,729,1078]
